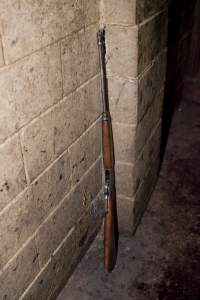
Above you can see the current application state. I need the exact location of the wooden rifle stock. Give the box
[97,29,118,273]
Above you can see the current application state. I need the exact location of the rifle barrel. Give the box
[97,29,108,115]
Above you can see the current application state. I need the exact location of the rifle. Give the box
[97,29,118,273]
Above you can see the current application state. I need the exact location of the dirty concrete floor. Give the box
[57,96,200,300]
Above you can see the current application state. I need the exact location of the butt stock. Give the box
[97,29,118,273]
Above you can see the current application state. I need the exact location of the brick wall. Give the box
[102,0,168,232]
[0,2,103,300]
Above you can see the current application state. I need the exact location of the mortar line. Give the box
[102,23,138,28]
[117,194,135,201]
[112,121,136,127]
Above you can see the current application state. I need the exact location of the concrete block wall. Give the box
[0,1,169,298]
[0,1,103,300]
[101,0,168,232]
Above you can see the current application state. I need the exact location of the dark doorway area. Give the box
[161,0,199,160]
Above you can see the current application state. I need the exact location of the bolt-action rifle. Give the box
[97,29,118,273]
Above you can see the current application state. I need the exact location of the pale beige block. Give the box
[115,121,162,198]
[21,75,100,182]
[54,75,101,157]
[69,119,101,184]
[0,0,85,63]
[116,163,136,198]
[0,43,62,143]
[32,151,72,221]
[104,0,136,24]
[138,11,168,73]
[108,77,138,124]
[0,188,41,270]
[0,37,4,67]
[84,0,100,26]
[0,239,40,300]
[35,159,102,266]
[20,110,55,182]
[106,25,138,78]
[61,24,99,96]
[0,134,26,211]
[113,123,137,163]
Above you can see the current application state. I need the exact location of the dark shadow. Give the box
[160,0,196,162]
